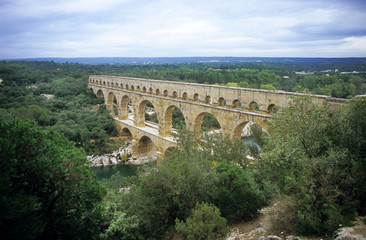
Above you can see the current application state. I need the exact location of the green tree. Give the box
[260,84,276,90]
[258,97,363,235]
[0,120,105,240]
[175,202,229,240]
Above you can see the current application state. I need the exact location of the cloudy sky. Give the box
[1,0,366,58]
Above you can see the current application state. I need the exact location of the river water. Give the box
[92,136,260,180]
[92,164,139,181]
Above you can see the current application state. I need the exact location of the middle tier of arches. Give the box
[91,86,269,139]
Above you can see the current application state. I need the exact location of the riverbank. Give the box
[87,142,157,167]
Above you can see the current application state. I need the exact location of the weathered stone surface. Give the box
[88,75,346,158]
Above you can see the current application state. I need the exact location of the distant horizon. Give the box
[4,56,366,60]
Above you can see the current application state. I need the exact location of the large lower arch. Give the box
[136,136,157,157]
[161,105,186,137]
[232,121,249,139]
[106,92,118,117]
[193,112,221,133]
[119,95,130,120]
[96,89,104,99]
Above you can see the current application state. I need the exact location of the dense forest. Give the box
[0,60,366,239]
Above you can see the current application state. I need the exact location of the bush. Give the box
[215,162,266,222]
[175,202,229,240]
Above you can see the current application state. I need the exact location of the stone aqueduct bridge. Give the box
[88,75,345,158]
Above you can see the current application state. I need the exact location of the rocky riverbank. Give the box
[87,143,157,167]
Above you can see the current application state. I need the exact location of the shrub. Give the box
[175,202,229,240]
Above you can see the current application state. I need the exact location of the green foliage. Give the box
[214,162,266,222]
[0,119,105,240]
[260,84,276,90]
[100,211,140,240]
[201,113,221,131]
[99,129,268,239]
[258,97,366,236]
[175,202,229,240]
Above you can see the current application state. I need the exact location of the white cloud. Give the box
[1,0,366,58]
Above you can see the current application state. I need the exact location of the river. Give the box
[92,164,139,181]
[92,136,260,180]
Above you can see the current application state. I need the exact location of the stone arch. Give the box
[119,95,130,120]
[137,86,141,91]
[161,105,186,137]
[120,83,124,89]
[96,89,104,98]
[136,99,158,127]
[111,82,114,87]
[131,85,135,91]
[163,90,168,97]
[164,146,176,157]
[205,96,211,104]
[193,93,199,101]
[232,99,241,109]
[172,91,178,98]
[103,81,106,85]
[121,127,132,141]
[148,87,153,94]
[232,121,249,139]
[193,112,221,133]
[267,104,277,114]
[107,92,118,117]
[249,101,259,112]
[137,136,156,157]
[142,86,147,93]
[155,89,160,95]
[218,97,226,106]
[182,92,188,100]
[125,84,129,90]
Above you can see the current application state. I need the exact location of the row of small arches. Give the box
[90,79,277,114]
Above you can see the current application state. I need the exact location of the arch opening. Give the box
[193,93,199,101]
[218,97,226,106]
[137,136,156,157]
[234,121,264,152]
[162,105,186,136]
[144,101,158,124]
[182,92,188,100]
[137,100,158,127]
[120,95,130,120]
[205,96,211,104]
[142,87,147,93]
[193,112,221,134]
[131,85,135,91]
[172,91,178,98]
[107,92,118,118]
[232,99,242,109]
[148,87,153,94]
[249,101,259,112]
[137,86,141,91]
[121,127,132,141]
[96,89,104,99]
[267,104,278,114]
[164,147,176,157]
[163,90,168,97]
[155,89,160,95]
